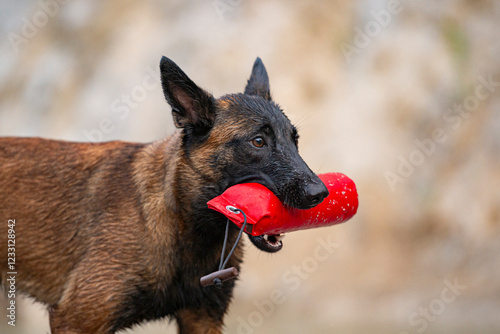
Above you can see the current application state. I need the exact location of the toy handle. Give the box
[200,267,239,288]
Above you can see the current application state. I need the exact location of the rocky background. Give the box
[1,0,499,333]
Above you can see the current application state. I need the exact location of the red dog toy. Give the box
[208,172,358,235]
[200,173,358,288]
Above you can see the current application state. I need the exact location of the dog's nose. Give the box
[302,182,329,209]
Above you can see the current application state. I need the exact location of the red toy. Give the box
[207,172,358,236]
[201,172,358,287]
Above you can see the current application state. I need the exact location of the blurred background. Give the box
[1,0,499,333]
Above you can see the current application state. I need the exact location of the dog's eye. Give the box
[251,137,266,148]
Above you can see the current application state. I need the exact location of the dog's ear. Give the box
[244,57,271,100]
[160,56,215,134]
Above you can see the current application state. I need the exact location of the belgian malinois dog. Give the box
[0,57,328,333]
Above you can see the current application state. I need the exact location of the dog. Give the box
[0,56,328,333]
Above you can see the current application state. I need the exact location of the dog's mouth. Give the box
[248,234,285,253]
[228,174,288,253]
[229,174,279,198]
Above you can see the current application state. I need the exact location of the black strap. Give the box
[213,207,247,288]
[218,207,247,271]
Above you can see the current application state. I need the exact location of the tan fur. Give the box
[0,133,230,333]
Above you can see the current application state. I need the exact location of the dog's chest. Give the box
[112,242,240,331]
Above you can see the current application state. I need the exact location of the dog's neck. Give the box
[132,132,241,279]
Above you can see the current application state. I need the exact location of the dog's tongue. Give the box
[207,172,358,236]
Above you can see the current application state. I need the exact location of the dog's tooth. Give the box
[263,235,269,241]
[275,234,286,241]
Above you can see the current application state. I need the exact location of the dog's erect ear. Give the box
[244,57,271,100]
[160,56,215,133]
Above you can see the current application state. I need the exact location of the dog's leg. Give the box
[49,306,102,334]
[175,309,223,334]
[49,296,117,334]
[49,306,111,334]
[49,301,115,334]
[48,261,121,334]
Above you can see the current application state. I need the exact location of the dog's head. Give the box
[160,56,328,253]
